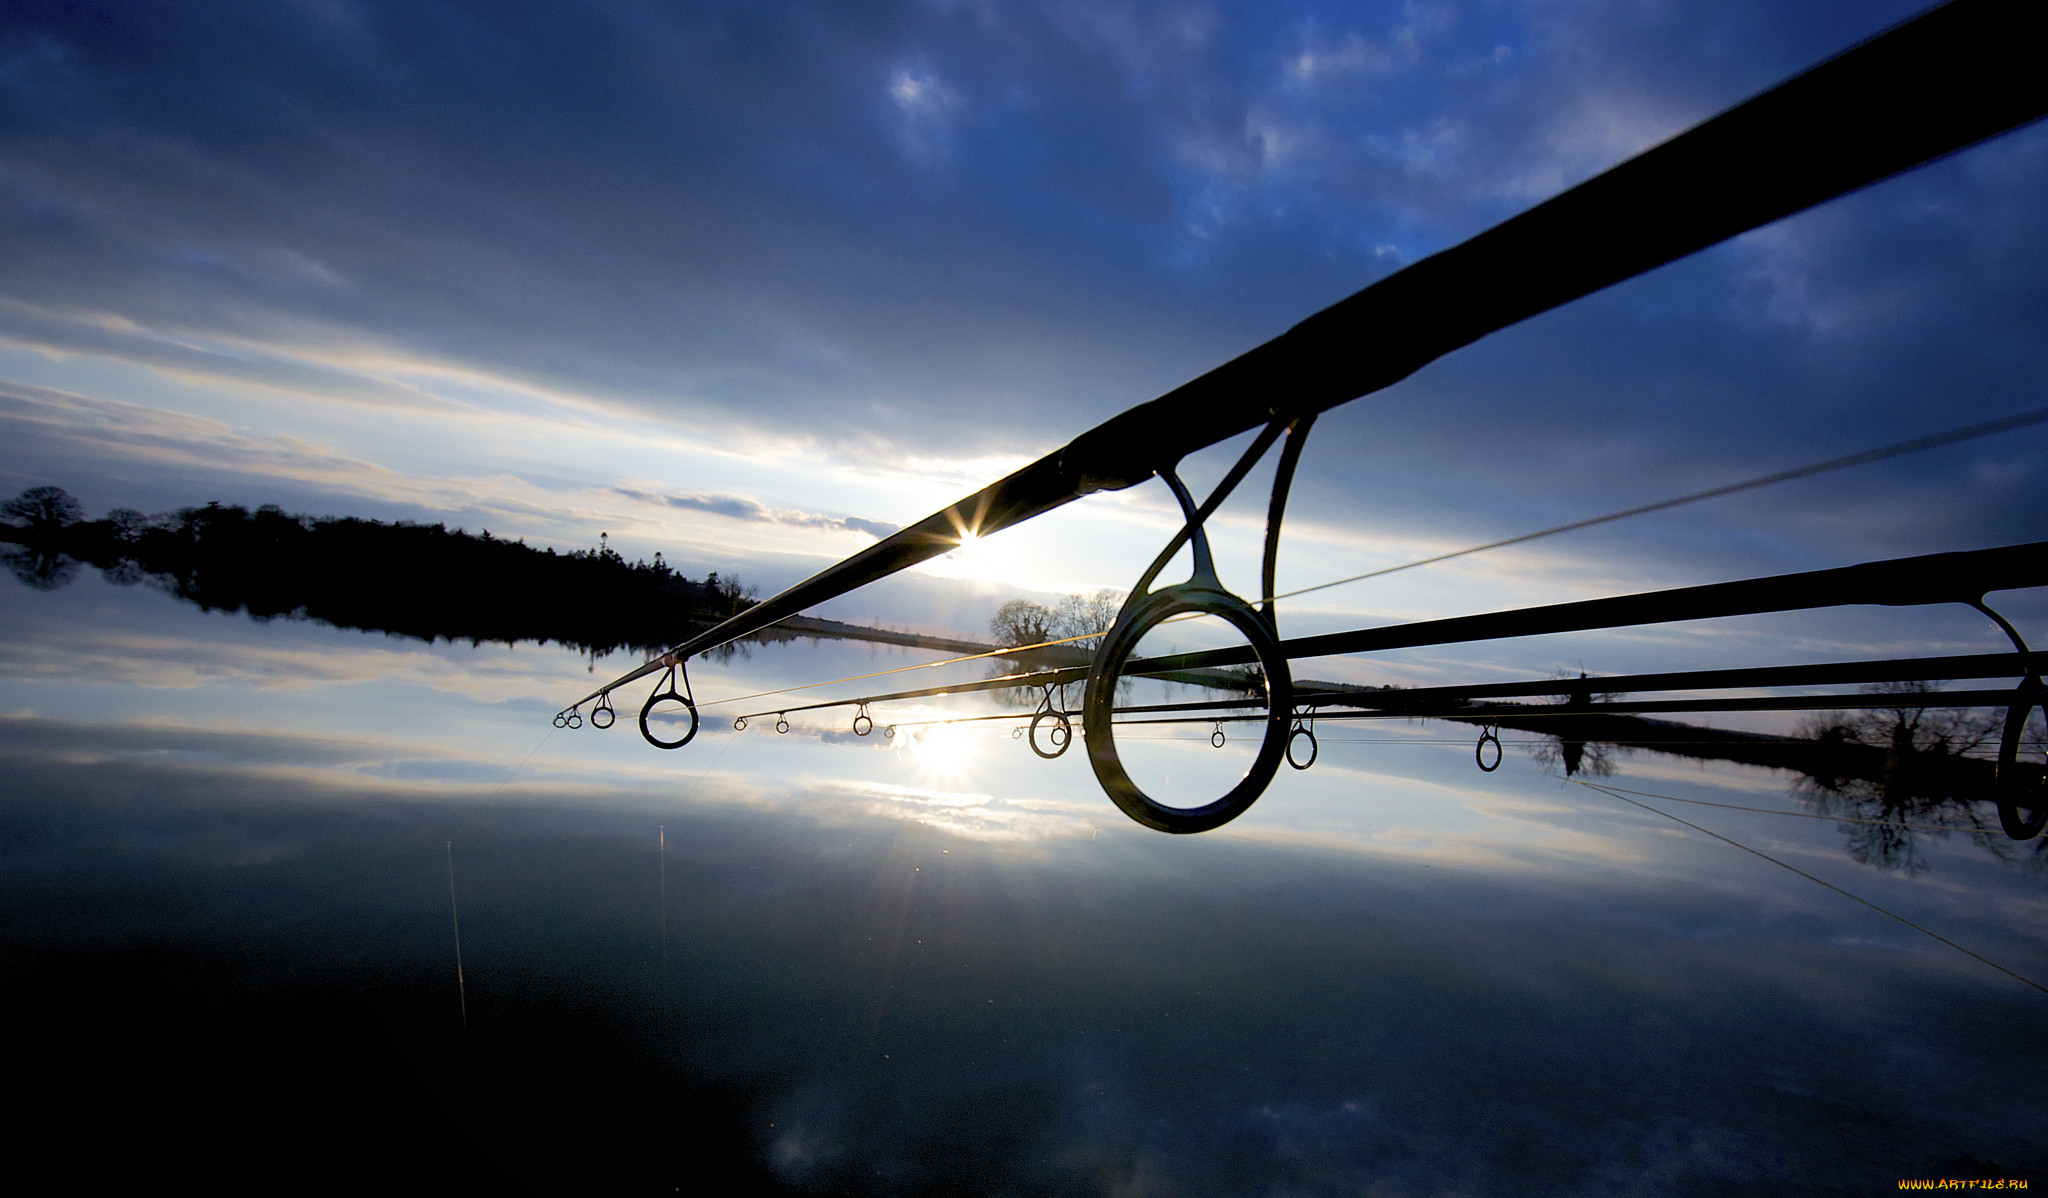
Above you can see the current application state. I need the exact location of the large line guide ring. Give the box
[1082,442,1300,834]
[1083,580,1293,834]
[639,659,700,750]
[1029,685,1072,759]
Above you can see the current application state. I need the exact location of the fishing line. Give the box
[1570,778,2045,996]
[1266,404,2048,605]
[485,725,556,801]
[678,726,742,799]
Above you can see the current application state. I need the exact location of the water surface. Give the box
[3,574,2043,1193]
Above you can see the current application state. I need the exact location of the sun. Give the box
[924,527,1002,582]
[917,504,1023,585]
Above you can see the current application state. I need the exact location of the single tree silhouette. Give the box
[1,486,83,538]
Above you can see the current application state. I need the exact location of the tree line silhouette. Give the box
[0,485,755,655]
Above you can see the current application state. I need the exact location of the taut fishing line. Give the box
[1571,778,2045,996]
[1571,779,2004,836]
[1265,404,2048,605]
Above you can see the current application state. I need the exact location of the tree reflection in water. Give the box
[1529,736,1621,779]
[2,543,81,592]
[1792,682,2045,877]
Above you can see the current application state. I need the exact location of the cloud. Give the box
[843,515,900,538]
[0,380,428,500]
[0,0,2042,621]
[0,380,595,535]
[887,64,963,163]
[0,297,454,413]
[612,486,898,539]
[0,713,393,768]
[1286,28,1401,87]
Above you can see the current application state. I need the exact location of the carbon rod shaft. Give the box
[1129,542,2048,676]
[1144,689,2029,723]
[1297,651,2040,709]
[726,550,2043,722]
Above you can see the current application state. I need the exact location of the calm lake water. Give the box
[3,571,2043,1193]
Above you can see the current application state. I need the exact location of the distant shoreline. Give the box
[5,487,2014,813]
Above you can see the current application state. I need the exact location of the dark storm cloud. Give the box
[2,0,2043,575]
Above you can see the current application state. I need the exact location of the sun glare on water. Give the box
[908,721,980,777]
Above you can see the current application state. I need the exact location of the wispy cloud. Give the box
[0,381,427,497]
[612,486,898,539]
[0,380,580,530]
[0,298,456,413]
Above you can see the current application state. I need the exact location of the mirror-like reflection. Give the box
[10,486,2041,874]
[1791,685,2046,876]
[2,553,2044,1192]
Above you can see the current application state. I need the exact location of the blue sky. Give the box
[2,0,2043,655]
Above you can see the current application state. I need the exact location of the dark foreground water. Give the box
[3,575,2044,1194]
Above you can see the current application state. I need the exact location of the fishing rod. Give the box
[561,0,2048,840]
[659,397,2048,733]
[646,537,2048,838]
[699,416,2048,738]
[747,649,2043,734]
